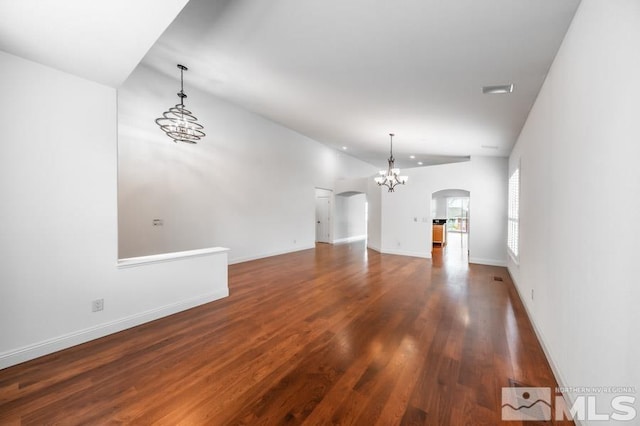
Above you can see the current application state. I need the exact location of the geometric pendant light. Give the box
[155,64,205,144]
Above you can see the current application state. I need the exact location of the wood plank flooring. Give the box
[0,242,571,425]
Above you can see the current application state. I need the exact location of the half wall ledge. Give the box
[117,247,230,268]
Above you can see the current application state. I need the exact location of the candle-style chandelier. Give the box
[374,133,408,192]
[155,64,205,144]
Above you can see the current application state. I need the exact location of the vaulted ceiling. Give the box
[0,0,188,87]
[0,0,581,168]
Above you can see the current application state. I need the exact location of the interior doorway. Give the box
[334,191,367,244]
[431,189,470,264]
[315,188,332,243]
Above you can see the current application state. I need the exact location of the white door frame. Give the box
[315,188,333,243]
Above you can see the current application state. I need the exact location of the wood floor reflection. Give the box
[0,241,571,425]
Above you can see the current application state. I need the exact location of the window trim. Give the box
[507,165,520,262]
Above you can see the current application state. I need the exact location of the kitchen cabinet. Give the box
[433,224,446,246]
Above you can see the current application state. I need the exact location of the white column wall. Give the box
[366,180,383,252]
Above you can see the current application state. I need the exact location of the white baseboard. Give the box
[507,269,582,426]
[468,257,507,267]
[0,290,228,370]
[367,243,382,253]
[332,235,366,244]
[380,248,431,259]
[228,244,315,265]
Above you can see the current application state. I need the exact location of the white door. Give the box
[315,196,330,243]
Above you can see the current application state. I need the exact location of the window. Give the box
[447,197,469,233]
[507,167,520,259]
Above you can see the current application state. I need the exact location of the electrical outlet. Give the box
[152,219,163,226]
[531,289,534,301]
[92,299,104,312]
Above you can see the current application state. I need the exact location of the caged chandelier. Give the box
[374,133,408,192]
[155,64,205,144]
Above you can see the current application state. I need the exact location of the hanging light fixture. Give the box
[155,64,205,144]
[374,133,408,192]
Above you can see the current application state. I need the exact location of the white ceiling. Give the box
[0,0,581,169]
[142,0,581,168]
[0,0,188,87]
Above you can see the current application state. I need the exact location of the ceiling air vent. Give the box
[482,84,514,94]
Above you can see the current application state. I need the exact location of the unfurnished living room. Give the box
[0,1,638,425]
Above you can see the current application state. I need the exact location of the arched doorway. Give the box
[431,189,470,264]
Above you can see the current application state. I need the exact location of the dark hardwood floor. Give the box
[0,242,571,425]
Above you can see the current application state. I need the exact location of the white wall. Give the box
[366,180,382,252]
[334,193,366,242]
[335,177,369,195]
[118,64,376,263]
[379,157,507,265]
[508,0,640,419]
[0,51,228,369]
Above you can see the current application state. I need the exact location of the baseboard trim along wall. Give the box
[367,243,382,253]
[0,290,228,370]
[228,244,316,265]
[381,248,431,259]
[468,257,507,267]
[507,270,582,426]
